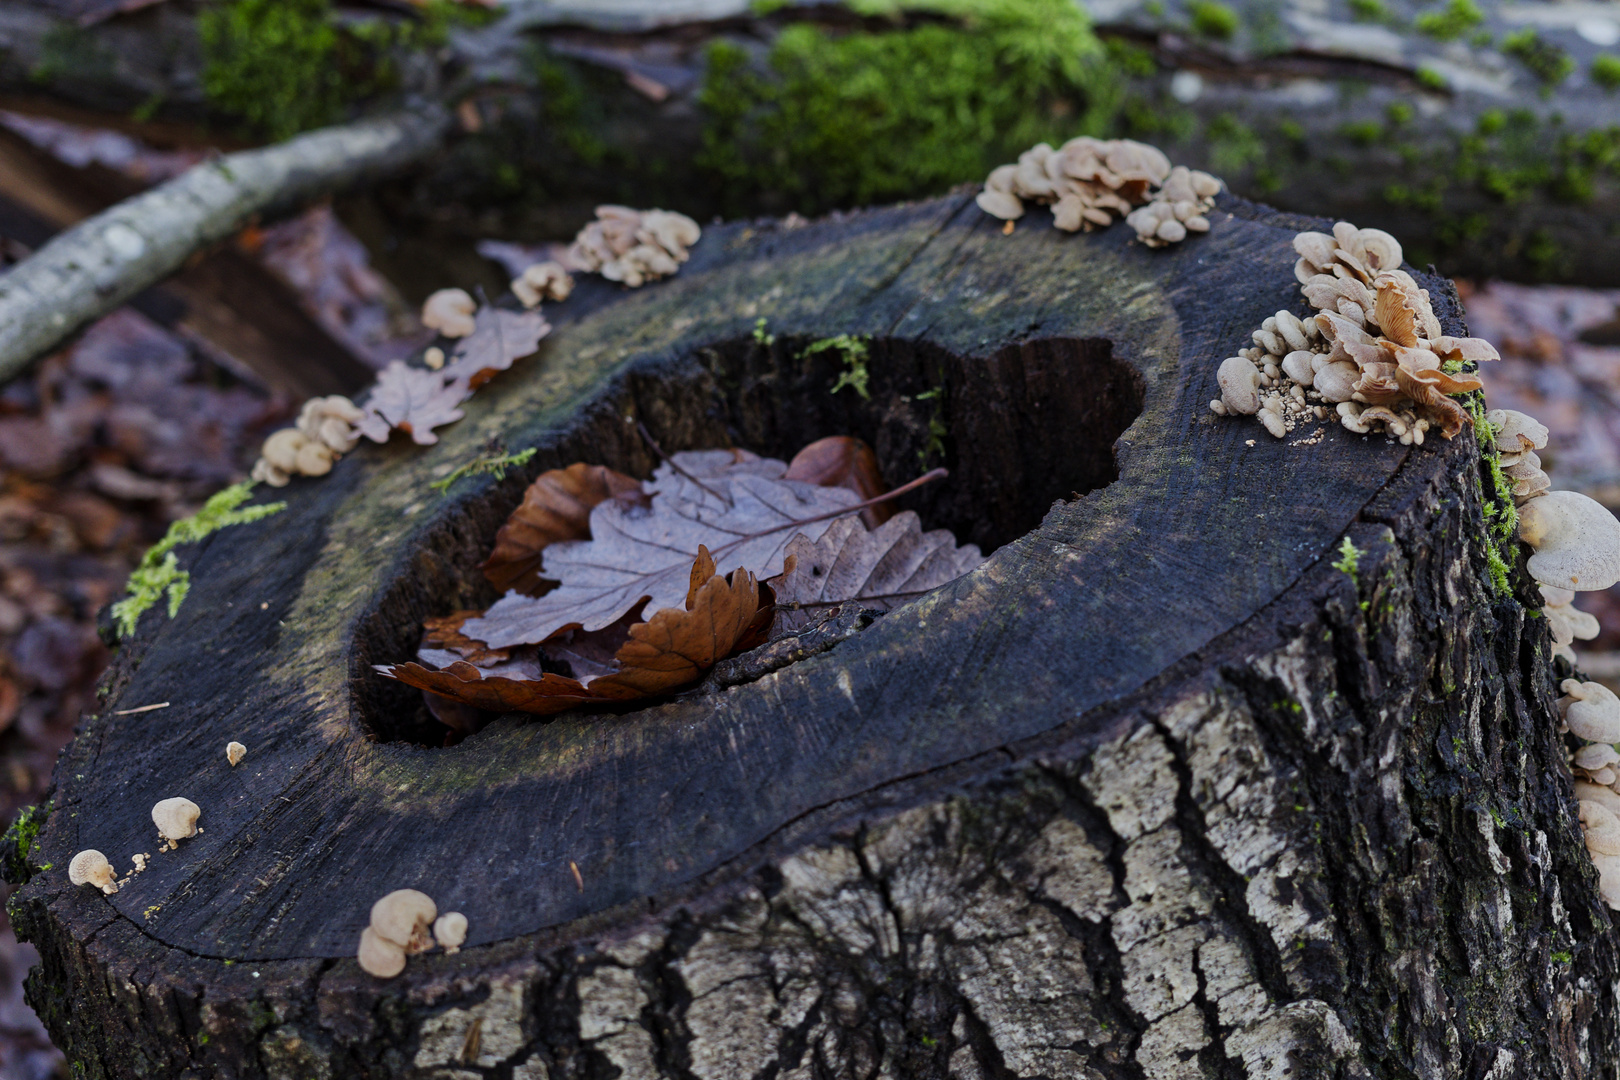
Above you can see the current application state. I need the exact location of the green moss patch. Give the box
[697,0,1117,215]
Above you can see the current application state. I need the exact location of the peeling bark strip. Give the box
[11,194,1615,1076]
[0,105,449,383]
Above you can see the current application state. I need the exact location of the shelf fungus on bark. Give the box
[225,741,246,767]
[67,850,118,895]
[1542,585,1601,666]
[567,206,701,288]
[1518,490,1620,592]
[421,289,477,338]
[151,797,200,852]
[359,889,439,978]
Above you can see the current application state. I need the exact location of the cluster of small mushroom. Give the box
[357,888,468,978]
[1212,222,1501,443]
[975,138,1220,246]
[250,395,364,488]
[67,796,201,897]
[1124,165,1222,248]
[567,206,702,288]
[511,261,573,308]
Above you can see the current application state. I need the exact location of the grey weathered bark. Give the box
[0,103,449,383]
[8,192,1615,1078]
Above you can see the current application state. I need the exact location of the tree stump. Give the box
[11,193,1617,1079]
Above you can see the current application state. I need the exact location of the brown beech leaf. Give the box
[770,511,984,633]
[354,360,468,446]
[481,463,649,595]
[462,451,861,647]
[783,436,891,528]
[380,557,761,715]
[422,610,511,665]
[445,308,550,390]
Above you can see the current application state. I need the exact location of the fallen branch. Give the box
[0,104,451,385]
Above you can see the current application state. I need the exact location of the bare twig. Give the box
[634,421,732,504]
[111,702,171,715]
[0,104,450,384]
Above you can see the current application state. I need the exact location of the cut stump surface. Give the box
[14,193,1614,1079]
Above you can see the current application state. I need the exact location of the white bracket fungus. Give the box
[152,796,201,850]
[1560,680,1620,743]
[421,288,478,338]
[68,850,118,894]
[512,261,574,308]
[226,741,246,767]
[433,911,468,954]
[1518,491,1620,591]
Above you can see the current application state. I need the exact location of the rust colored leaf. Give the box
[783,436,891,527]
[421,611,512,665]
[445,308,549,390]
[481,463,649,595]
[463,451,860,647]
[381,559,761,715]
[770,511,984,633]
[354,360,469,446]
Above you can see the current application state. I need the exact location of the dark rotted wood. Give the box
[10,194,1616,1077]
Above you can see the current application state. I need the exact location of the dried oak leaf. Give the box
[770,512,984,633]
[482,464,649,595]
[381,551,761,714]
[354,361,468,446]
[462,452,860,647]
[445,308,549,390]
[783,436,891,528]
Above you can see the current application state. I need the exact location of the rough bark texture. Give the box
[8,192,1616,1078]
[4,0,1616,284]
[0,104,448,382]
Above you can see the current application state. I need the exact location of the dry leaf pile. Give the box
[975,137,1220,247]
[378,436,984,726]
[567,206,702,288]
[1210,222,1502,443]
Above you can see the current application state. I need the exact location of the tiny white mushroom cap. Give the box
[1562,680,1620,743]
[1592,850,1620,910]
[371,889,437,952]
[1216,357,1262,415]
[421,289,477,338]
[358,926,406,978]
[68,850,117,894]
[152,797,200,842]
[1519,491,1620,591]
[1280,350,1316,387]
[434,912,468,953]
[226,741,246,767]
[1581,800,1620,855]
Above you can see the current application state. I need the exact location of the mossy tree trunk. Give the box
[8,192,1616,1078]
[4,1,1618,284]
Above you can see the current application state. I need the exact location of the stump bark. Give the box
[10,193,1617,1079]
